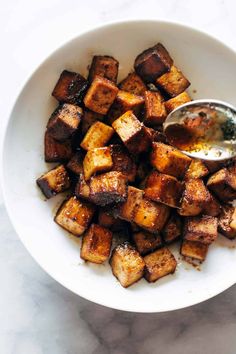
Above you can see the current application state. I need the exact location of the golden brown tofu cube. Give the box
[90,171,127,206]
[165,92,191,113]
[179,179,210,216]
[75,174,91,201]
[47,103,82,141]
[81,109,104,135]
[119,186,144,221]
[119,72,147,96]
[110,242,145,288]
[80,121,114,151]
[134,43,173,82]
[156,65,190,97]
[88,55,119,83]
[80,224,112,263]
[83,147,113,180]
[98,208,124,231]
[202,193,221,217]
[133,231,162,256]
[144,247,177,282]
[44,131,73,162]
[207,168,236,201]
[110,144,136,182]
[162,212,182,244]
[36,165,70,199]
[84,76,118,114]
[55,196,95,236]
[144,171,183,208]
[180,240,208,261]
[218,204,236,239]
[184,215,218,244]
[52,70,88,104]
[185,159,209,180]
[112,111,150,154]
[144,90,167,126]
[67,151,84,175]
[150,142,192,179]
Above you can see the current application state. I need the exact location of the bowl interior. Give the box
[2,20,236,312]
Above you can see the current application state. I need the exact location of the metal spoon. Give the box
[163,99,236,161]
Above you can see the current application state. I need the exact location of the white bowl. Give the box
[2,20,236,313]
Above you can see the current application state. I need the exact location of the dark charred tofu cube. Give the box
[81,109,104,135]
[184,215,218,244]
[112,111,150,154]
[144,171,183,208]
[44,131,73,162]
[207,168,236,201]
[83,147,113,180]
[202,193,221,217]
[179,179,210,216]
[133,231,162,256]
[47,104,82,141]
[144,126,168,144]
[110,242,145,288]
[52,70,88,104]
[144,91,167,126]
[156,65,190,97]
[218,204,236,239]
[55,196,95,236]
[119,186,144,221]
[98,208,124,231]
[150,142,192,179]
[165,92,191,113]
[110,144,136,182]
[90,171,127,206]
[181,240,208,261]
[80,121,114,151]
[80,224,112,263]
[36,165,70,199]
[88,55,119,83]
[84,76,118,114]
[185,159,209,180]
[144,247,177,282]
[134,43,173,83]
[75,174,91,201]
[119,72,147,96]
[162,212,182,244]
[67,151,84,175]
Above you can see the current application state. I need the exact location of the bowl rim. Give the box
[1,18,236,313]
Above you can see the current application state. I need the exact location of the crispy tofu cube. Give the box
[133,231,162,256]
[119,186,144,221]
[218,204,236,239]
[202,193,221,217]
[80,121,114,151]
[144,171,183,208]
[81,109,104,135]
[184,215,218,244]
[90,171,127,206]
[207,168,236,201]
[156,65,190,97]
[185,159,209,180]
[36,165,70,199]
[47,103,82,141]
[75,174,91,201]
[134,43,173,82]
[162,212,182,244]
[98,208,125,231]
[44,131,73,162]
[88,55,119,83]
[112,111,150,154]
[179,179,210,216]
[150,142,192,178]
[180,240,208,261]
[144,247,177,282]
[67,151,84,175]
[80,224,112,263]
[83,147,113,180]
[52,70,88,104]
[110,242,145,288]
[144,126,168,144]
[119,72,147,96]
[110,144,136,182]
[144,91,167,126]
[165,92,191,113]
[84,76,118,114]
[55,196,95,236]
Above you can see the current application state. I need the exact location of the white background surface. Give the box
[1,0,236,353]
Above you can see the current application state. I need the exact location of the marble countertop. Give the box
[1,0,236,353]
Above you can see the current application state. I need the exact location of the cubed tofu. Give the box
[144,126,168,144]
[119,186,144,221]
[184,215,218,244]
[44,131,73,162]
[179,179,210,216]
[185,159,209,180]
[81,109,104,135]
[110,242,145,288]
[36,165,70,199]
[134,43,173,82]
[112,111,150,154]
[80,121,114,151]
[47,103,82,141]
[98,208,125,231]
[133,231,162,256]
[207,168,236,201]
[144,247,177,282]
[110,144,136,182]
[165,92,191,113]
[180,240,208,261]
[55,196,95,236]
[83,147,113,180]
[80,224,112,263]
[144,90,167,126]
[84,76,118,114]
[144,171,183,208]
[75,174,91,201]
[218,204,236,239]
[88,55,119,83]
[90,171,127,206]
[156,65,190,97]
[52,70,88,104]
[202,193,221,217]
[119,72,147,96]
[67,151,84,175]
[162,212,182,244]
[150,142,192,179]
